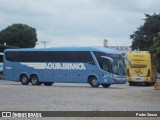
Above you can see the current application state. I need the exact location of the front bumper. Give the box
[112,76,127,84]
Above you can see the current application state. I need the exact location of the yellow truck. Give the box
[126,51,157,86]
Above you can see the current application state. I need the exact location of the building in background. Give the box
[107,46,131,53]
[103,39,131,56]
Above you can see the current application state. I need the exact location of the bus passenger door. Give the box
[101,60,113,83]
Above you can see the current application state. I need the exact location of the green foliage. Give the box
[130,13,160,51]
[130,26,148,50]
[0,23,37,48]
[150,32,160,72]
[150,32,160,59]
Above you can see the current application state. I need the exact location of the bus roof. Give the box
[127,51,150,61]
[4,46,121,55]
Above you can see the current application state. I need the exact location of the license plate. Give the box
[136,78,140,80]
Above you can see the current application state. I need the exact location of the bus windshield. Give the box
[108,54,126,75]
[93,51,126,75]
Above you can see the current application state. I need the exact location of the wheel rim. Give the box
[0,75,3,79]
[21,77,27,83]
[0,73,3,79]
[32,77,37,84]
[92,79,98,86]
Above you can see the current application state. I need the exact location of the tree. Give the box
[130,13,160,51]
[150,32,160,72]
[150,32,160,59]
[0,23,37,48]
[130,26,148,50]
[0,31,5,44]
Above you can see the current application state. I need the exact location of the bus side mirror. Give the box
[101,56,114,64]
[101,56,114,73]
[123,58,131,65]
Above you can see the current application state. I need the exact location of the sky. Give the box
[0,0,160,48]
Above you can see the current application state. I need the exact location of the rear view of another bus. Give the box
[0,52,4,79]
[126,51,157,86]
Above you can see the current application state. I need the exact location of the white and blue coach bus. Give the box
[3,47,126,87]
[0,52,4,79]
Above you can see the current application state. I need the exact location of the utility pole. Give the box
[103,39,108,47]
[41,41,49,48]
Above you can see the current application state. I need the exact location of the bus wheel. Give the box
[30,75,41,86]
[146,82,154,86]
[101,84,111,88]
[129,82,134,86]
[89,77,100,88]
[20,74,29,85]
[0,72,3,79]
[43,82,54,86]
[152,82,156,86]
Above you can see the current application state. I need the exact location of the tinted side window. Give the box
[0,55,3,62]
[101,60,110,72]
[93,51,106,63]
[93,51,112,71]
[5,51,94,64]
[93,51,106,69]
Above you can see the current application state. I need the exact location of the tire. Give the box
[152,82,156,86]
[101,84,111,88]
[20,74,29,85]
[30,75,41,86]
[89,76,100,88]
[129,82,134,86]
[146,82,154,86]
[43,82,54,86]
[0,72,3,79]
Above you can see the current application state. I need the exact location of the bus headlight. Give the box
[103,75,108,83]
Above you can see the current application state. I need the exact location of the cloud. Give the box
[0,0,159,47]
[134,0,160,11]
